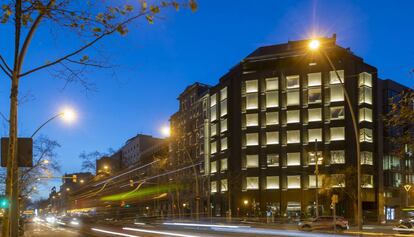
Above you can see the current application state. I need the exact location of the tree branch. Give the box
[0,55,12,73]
[0,64,12,78]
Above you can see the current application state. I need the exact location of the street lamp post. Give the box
[313,139,323,218]
[309,39,362,230]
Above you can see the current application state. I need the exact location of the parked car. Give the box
[298,216,349,231]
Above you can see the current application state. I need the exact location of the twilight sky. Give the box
[0,0,413,198]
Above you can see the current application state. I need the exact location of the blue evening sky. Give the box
[0,0,413,198]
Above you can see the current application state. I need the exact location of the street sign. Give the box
[1,137,33,167]
[404,184,412,192]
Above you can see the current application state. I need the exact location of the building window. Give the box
[210,161,217,173]
[360,128,373,143]
[308,108,322,122]
[266,176,279,189]
[210,105,217,121]
[220,119,228,133]
[309,175,323,188]
[330,70,345,84]
[246,154,259,168]
[331,150,345,164]
[210,94,217,107]
[221,87,228,101]
[220,99,227,117]
[267,154,279,167]
[308,88,322,104]
[246,113,259,127]
[287,152,301,166]
[330,84,344,102]
[211,123,217,137]
[286,75,300,89]
[330,127,345,141]
[287,175,301,189]
[287,110,300,123]
[308,128,322,142]
[266,91,279,108]
[287,130,300,144]
[287,90,300,106]
[266,112,279,125]
[211,181,217,193]
[359,107,373,122]
[211,141,217,154]
[221,179,228,192]
[246,93,258,110]
[246,177,259,190]
[362,175,374,188]
[245,133,259,146]
[246,80,258,93]
[266,131,279,145]
[361,151,373,165]
[330,174,346,188]
[308,72,321,86]
[359,86,372,105]
[266,77,278,91]
[308,151,323,165]
[221,137,228,151]
[359,72,372,87]
[221,158,228,171]
[330,106,345,120]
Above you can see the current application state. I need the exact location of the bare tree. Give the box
[79,148,114,173]
[0,1,196,235]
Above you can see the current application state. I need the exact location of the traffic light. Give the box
[72,175,77,183]
[0,196,9,209]
[129,179,134,187]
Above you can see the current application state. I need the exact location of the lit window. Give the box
[287,110,300,124]
[330,127,345,141]
[359,107,372,122]
[286,75,300,89]
[221,179,228,192]
[308,88,322,104]
[331,150,345,164]
[210,94,217,107]
[246,133,259,146]
[330,70,345,84]
[287,130,300,144]
[246,113,258,127]
[359,72,372,87]
[308,151,322,165]
[246,93,258,110]
[287,175,301,189]
[220,99,227,117]
[246,177,259,190]
[359,86,372,105]
[308,108,322,122]
[267,154,279,167]
[210,161,217,173]
[266,176,279,189]
[246,155,259,168]
[266,131,279,145]
[211,141,217,154]
[266,112,279,125]
[210,105,217,121]
[330,106,344,120]
[266,77,279,91]
[221,158,228,171]
[220,119,228,132]
[362,175,374,188]
[308,128,322,142]
[221,87,228,101]
[221,137,228,151]
[266,91,279,108]
[211,123,217,136]
[308,72,322,86]
[360,128,373,143]
[309,175,323,188]
[330,174,346,188]
[211,181,217,193]
[287,90,300,106]
[330,85,344,102]
[246,80,258,93]
[361,151,373,165]
[287,152,301,166]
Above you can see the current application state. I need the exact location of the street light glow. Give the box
[160,125,170,137]
[61,107,76,122]
[309,39,320,50]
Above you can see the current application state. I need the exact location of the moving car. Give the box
[393,218,414,234]
[298,216,349,231]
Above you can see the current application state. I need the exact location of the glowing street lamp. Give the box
[160,125,170,137]
[243,200,249,206]
[309,39,320,50]
[31,106,77,138]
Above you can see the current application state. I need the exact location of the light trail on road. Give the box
[123,227,201,237]
[92,228,141,237]
[162,222,249,229]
